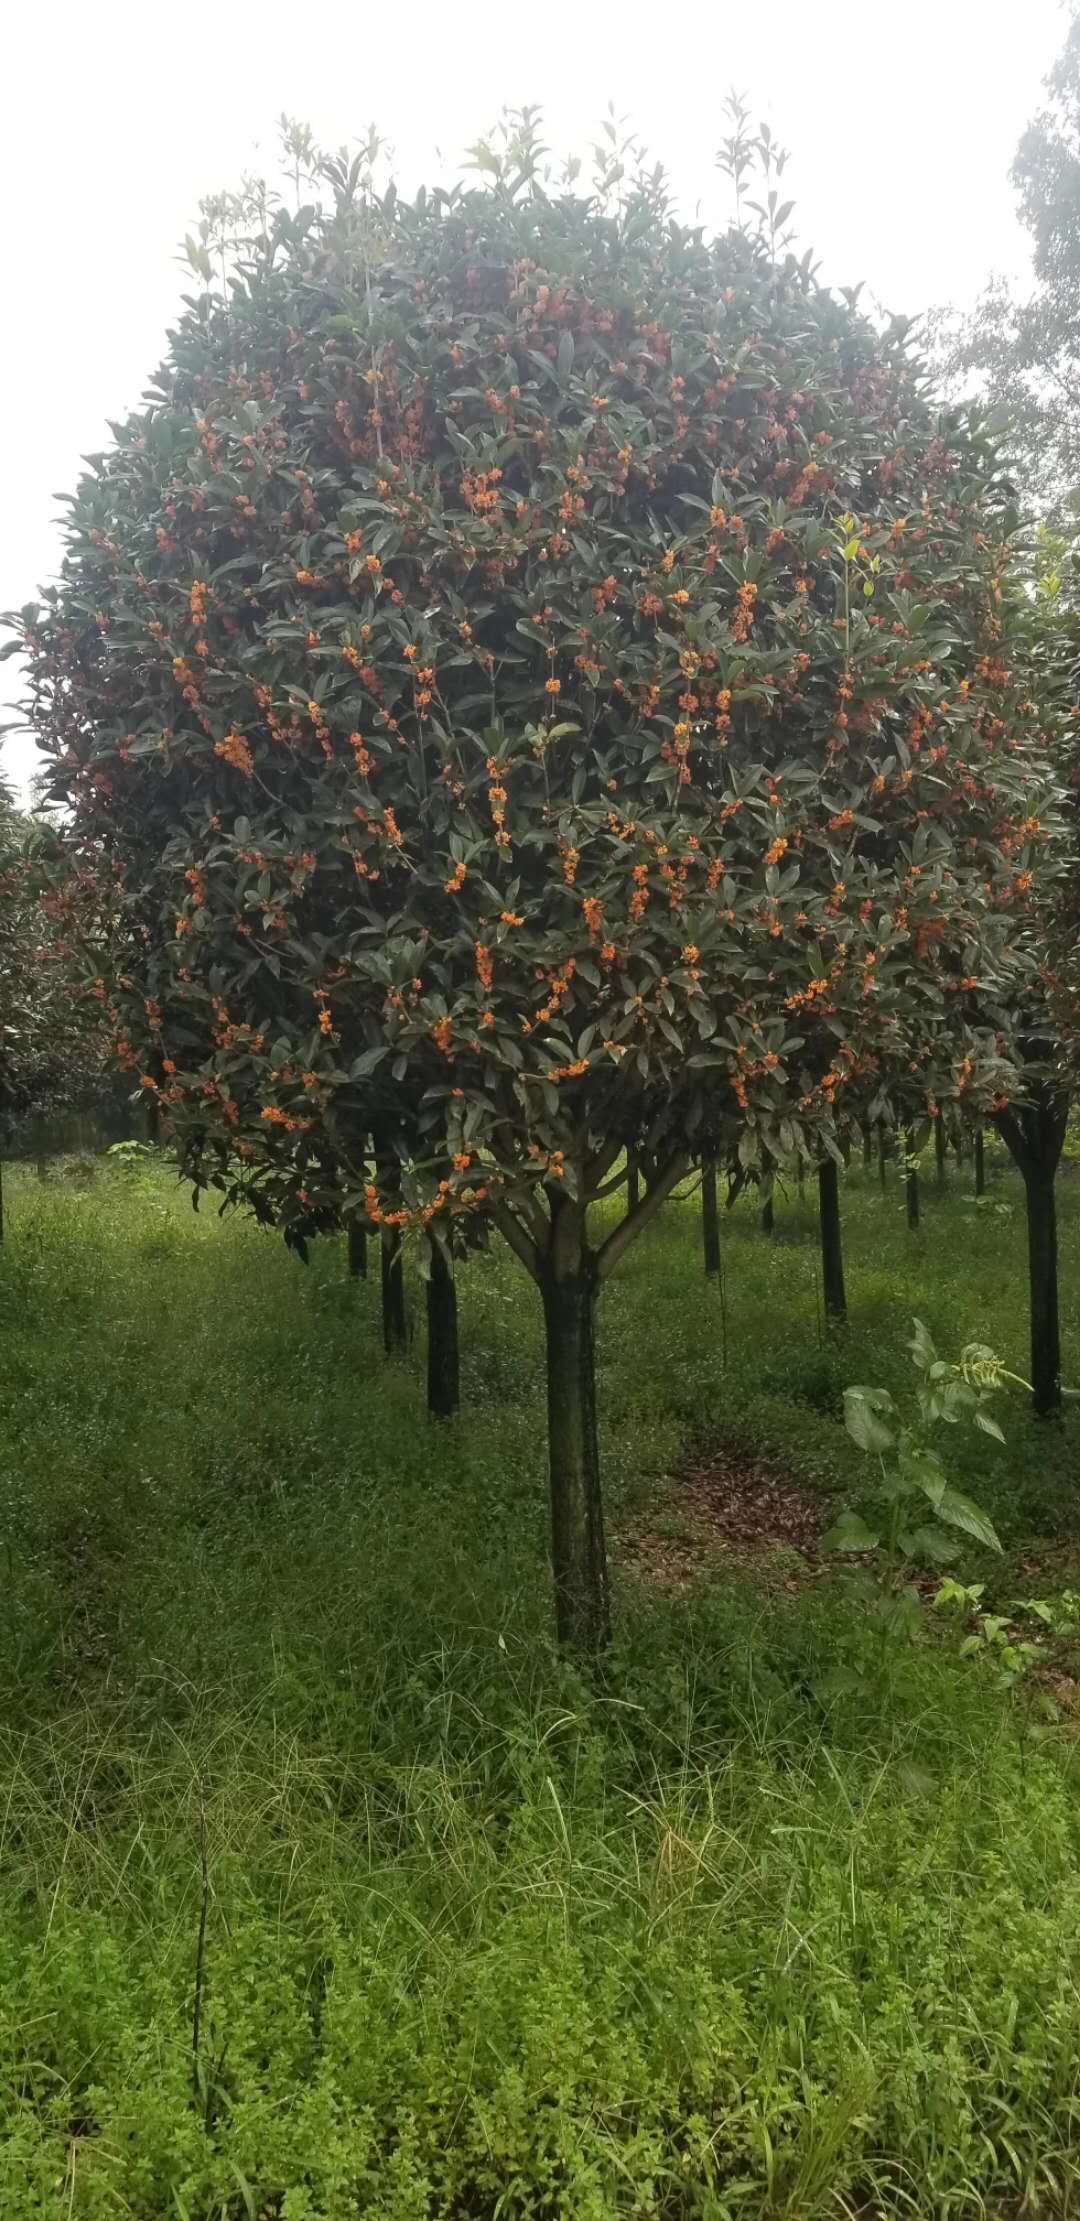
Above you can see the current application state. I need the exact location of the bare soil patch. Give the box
[618,1445,829,1592]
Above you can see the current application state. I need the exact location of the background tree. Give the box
[0,789,112,1225]
[931,3,1080,522]
[10,116,1057,1648]
[990,542,1080,1419]
[927,10,1080,1413]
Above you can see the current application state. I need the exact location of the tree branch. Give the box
[993,1104,1031,1176]
[491,1198,542,1283]
[594,1151,690,1283]
[488,1150,548,1248]
[592,1163,630,1202]
[586,1133,624,1189]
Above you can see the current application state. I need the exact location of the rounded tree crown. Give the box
[15,135,1057,1228]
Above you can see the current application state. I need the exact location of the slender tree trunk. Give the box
[954,1128,966,1167]
[997,1082,1069,1420]
[818,1159,846,1323]
[701,1153,721,1278]
[425,1236,459,1418]
[974,1128,986,1197]
[905,1131,920,1229]
[541,1194,609,1652]
[840,1133,852,1169]
[796,1158,805,1198]
[381,1226,408,1356]
[1023,1169,1061,1418]
[878,1129,888,1192]
[761,1188,774,1235]
[347,1220,368,1279]
[625,1150,640,1217]
[0,1153,4,1244]
[493,1156,684,1654]
[934,1117,947,1188]
[862,1124,873,1173]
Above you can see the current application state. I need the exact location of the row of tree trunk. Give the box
[347,1101,1066,1659]
[348,1218,461,1420]
[698,1109,1066,1419]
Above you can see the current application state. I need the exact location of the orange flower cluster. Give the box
[260,1103,309,1131]
[215,731,254,777]
[630,862,650,923]
[172,657,200,707]
[460,467,503,514]
[730,581,758,642]
[529,957,577,1030]
[486,758,510,850]
[785,974,832,1013]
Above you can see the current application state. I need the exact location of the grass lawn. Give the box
[2,1144,1080,2218]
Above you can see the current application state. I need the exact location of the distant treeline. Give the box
[4,1080,141,1163]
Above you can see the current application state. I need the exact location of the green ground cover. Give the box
[1,1149,1080,2218]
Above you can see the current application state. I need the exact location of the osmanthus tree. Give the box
[10,119,1057,1646]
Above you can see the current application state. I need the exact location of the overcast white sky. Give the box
[1,0,1068,801]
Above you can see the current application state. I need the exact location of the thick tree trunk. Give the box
[625,1151,640,1217]
[541,1194,609,1653]
[380,1226,408,1356]
[905,1131,920,1229]
[974,1128,986,1197]
[425,1237,459,1418]
[1023,1170,1061,1418]
[934,1117,947,1188]
[818,1159,846,1323]
[997,1081,1069,1420]
[347,1219,368,1280]
[701,1154,721,1278]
